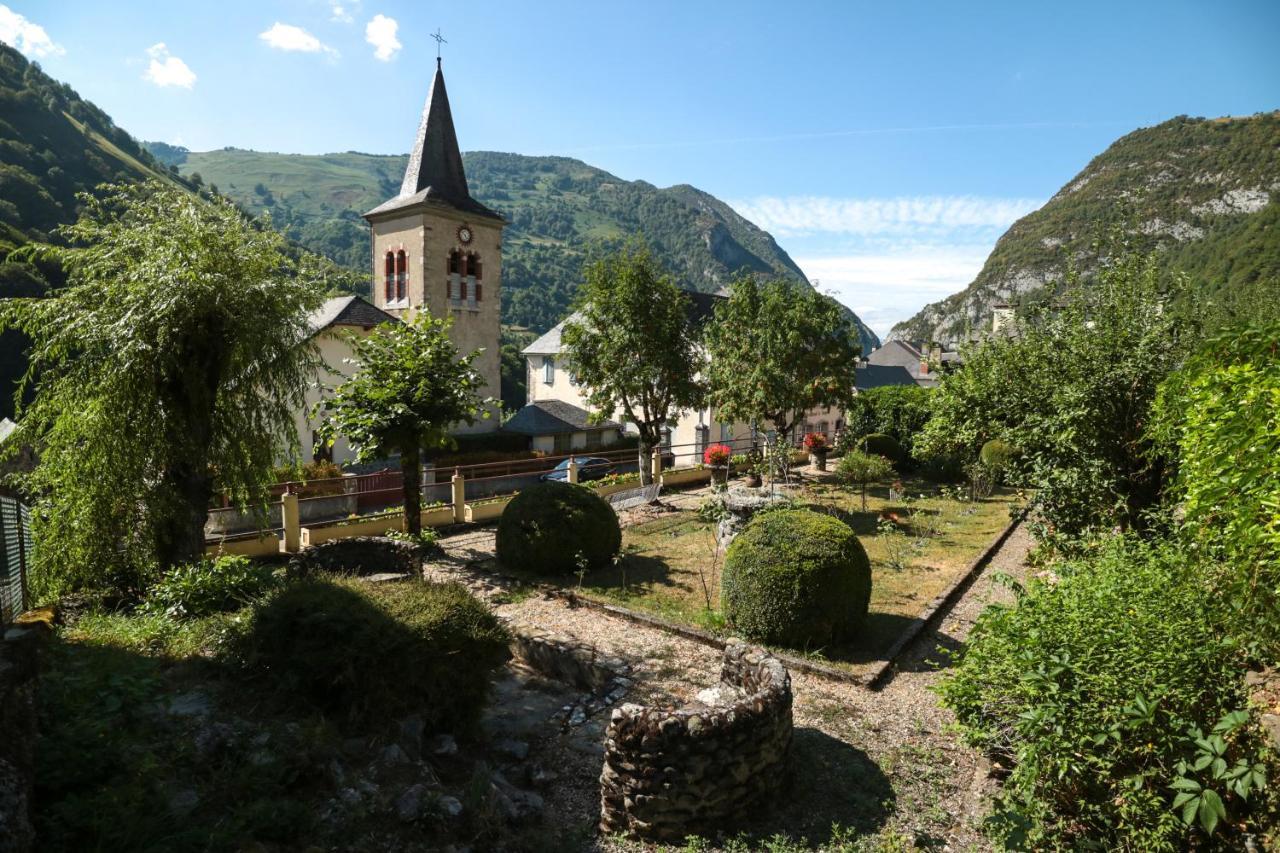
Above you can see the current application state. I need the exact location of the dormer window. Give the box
[383,251,395,303]
[395,250,407,302]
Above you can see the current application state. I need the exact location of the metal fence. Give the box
[0,496,31,625]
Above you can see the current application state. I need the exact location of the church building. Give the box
[362,57,505,434]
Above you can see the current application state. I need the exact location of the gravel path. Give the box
[428,510,1035,850]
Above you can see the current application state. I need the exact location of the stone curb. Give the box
[864,505,1030,690]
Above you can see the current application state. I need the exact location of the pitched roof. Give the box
[522,290,725,356]
[856,364,935,390]
[364,60,502,222]
[501,400,621,436]
[308,295,397,334]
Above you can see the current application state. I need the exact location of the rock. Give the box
[398,715,425,757]
[1261,714,1280,751]
[492,738,529,760]
[490,774,545,823]
[379,743,409,766]
[529,764,560,787]
[428,733,458,757]
[167,787,199,818]
[338,787,362,806]
[567,706,587,727]
[396,783,427,822]
[437,795,464,818]
[193,722,237,758]
[327,758,346,787]
[167,692,212,717]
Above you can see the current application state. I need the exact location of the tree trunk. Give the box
[401,445,422,536]
[155,460,215,571]
[637,435,654,486]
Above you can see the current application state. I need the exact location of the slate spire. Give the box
[400,58,471,204]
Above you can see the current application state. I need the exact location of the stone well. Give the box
[287,536,425,579]
[598,642,792,841]
[714,486,793,549]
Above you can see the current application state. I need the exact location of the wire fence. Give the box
[0,496,32,625]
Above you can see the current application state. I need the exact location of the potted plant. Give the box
[743,448,764,488]
[703,443,733,487]
[804,432,830,471]
[729,453,748,478]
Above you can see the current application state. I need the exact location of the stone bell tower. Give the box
[364,57,505,433]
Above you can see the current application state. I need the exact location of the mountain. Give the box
[154,146,881,352]
[891,113,1280,345]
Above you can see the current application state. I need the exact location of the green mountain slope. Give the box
[891,113,1280,344]
[160,146,880,351]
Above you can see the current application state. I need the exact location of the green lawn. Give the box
[579,476,1021,675]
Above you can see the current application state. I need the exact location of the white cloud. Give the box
[259,22,339,58]
[0,5,64,58]
[330,0,360,23]
[364,14,400,61]
[731,195,1042,238]
[142,43,196,89]
[799,248,994,339]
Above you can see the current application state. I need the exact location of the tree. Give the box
[917,250,1188,543]
[560,242,704,485]
[316,313,489,535]
[837,451,895,511]
[1,182,326,596]
[704,276,860,441]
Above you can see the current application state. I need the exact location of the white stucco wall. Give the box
[290,327,373,466]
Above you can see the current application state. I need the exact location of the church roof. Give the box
[365,60,503,222]
[308,295,397,334]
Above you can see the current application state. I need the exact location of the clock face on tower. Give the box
[457,225,473,245]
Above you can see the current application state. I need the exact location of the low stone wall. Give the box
[599,642,792,840]
[288,536,426,578]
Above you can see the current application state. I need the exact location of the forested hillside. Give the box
[161,146,880,351]
[892,113,1280,344]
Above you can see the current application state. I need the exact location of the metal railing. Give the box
[0,496,32,625]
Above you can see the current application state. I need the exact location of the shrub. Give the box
[859,432,903,464]
[721,509,871,648]
[287,535,432,579]
[144,555,277,619]
[939,540,1271,849]
[495,481,621,575]
[232,576,510,730]
[979,438,1017,469]
[836,450,895,511]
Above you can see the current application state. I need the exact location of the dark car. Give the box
[540,456,616,483]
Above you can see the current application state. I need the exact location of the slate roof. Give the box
[364,60,503,222]
[308,295,397,335]
[522,290,725,356]
[856,364,936,390]
[501,400,621,436]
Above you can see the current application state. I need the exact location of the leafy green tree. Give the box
[837,450,895,511]
[561,242,704,485]
[1,182,326,596]
[918,251,1187,544]
[842,385,934,461]
[704,276,860,441]
[316,313,489,535]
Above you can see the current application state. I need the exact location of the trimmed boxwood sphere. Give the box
[861,432,904,464]
[496,481,621,576]
[980,438,1017,468]
[722,508,872,648]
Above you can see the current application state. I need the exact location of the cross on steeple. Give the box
[431,28,447,63]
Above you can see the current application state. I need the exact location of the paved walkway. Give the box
[426,509,1035,849]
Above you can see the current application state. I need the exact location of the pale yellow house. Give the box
[293,295,397,465]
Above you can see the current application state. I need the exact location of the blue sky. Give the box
[4,1,1278,335]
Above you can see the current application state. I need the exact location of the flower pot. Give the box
[809,451,828,472]
[746,472,762,488]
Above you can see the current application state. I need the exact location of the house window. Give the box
[542,356,555,385]
[719,422,733,442]
[395,250,407,302]
[695,424,710,459]
[553,433,572,454]
[585,430,602,450]
[383,252,395,302]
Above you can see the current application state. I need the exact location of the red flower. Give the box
[703,443,732,466]
[803,432,828,451]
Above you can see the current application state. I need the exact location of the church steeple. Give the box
[400,59,470,204]
[365,58,501,221]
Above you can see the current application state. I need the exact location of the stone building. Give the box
[363,57,505,434]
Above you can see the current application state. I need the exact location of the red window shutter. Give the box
[474,282,482,302]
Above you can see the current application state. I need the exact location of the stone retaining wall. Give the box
[599,642,792,840]
[0,610,52,853]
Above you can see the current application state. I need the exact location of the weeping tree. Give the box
[316,313,489,536]
[561,242,704,485]
[704,276,861,462]
[1,182,327,597]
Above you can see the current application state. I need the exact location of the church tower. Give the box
[364,57,505,434]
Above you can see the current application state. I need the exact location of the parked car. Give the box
[540,456,616,483]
